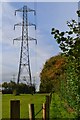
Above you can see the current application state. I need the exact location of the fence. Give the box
[28,93,52,120]
[2,93,52,120]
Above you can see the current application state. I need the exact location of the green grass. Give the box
[2,93,48,119]
[50,93,77,119]
[2,93,78,119]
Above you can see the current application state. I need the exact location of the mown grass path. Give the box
[50,93,77,119]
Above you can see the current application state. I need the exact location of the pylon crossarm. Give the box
[28,36,37,44]
[28,23,36,30]
[27,7,36,15]
[14,23,22,30]
[13,36,22,44]
[15,8,23,15]
[14,23,36,30]
[15,6,36,15]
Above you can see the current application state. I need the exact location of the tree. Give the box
[51,20,80,58]
[8,81,16,90]
[2,81,36,94]
[2,82,8,90]
[40,54,67,93]
[51,10,80,117]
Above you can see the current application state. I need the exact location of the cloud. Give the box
[1,3,56,88]
[1,2,73,91]
[0,3,2,83]
[1,3,20,82]
[1,2,78,92]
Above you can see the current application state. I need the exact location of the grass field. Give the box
[2,93,78,119]
[2,93,48,119]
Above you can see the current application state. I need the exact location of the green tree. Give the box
[2,81,36,94]
[51,10,80,117]
[8,81,16,90]
[2,82,8,90]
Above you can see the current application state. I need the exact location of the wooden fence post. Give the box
[10,100,20,119]
[49,93,52,103]
[29,104,35,120]
[42,103,46,120]
[46,95,50,119]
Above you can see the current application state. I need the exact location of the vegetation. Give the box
[2,93,77,119]
[40,10,80,117]
[51,10,80,116]
[50,93,77,118]
[40,54,67,93]
[2,81,36,94]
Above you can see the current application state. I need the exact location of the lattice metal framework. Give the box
[13,5,37,85]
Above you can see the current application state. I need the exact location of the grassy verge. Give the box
[50,93,77,119]
[2,93,48,119]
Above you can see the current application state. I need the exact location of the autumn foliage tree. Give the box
[40,54,67,93]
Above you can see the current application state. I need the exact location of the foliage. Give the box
[39,10,80,117]
[51,11,80,116]
[50,93,77,118]
[51,20,80,58]
[2,81,36,94]
[77,10,80,17]
[40,54,67,93]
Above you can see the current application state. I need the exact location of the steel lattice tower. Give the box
[13,5,37,85]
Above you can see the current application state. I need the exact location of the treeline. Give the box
[2,81,35,94]
[40,10,80,117]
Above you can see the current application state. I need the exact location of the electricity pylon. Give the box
[13,5,37,85]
